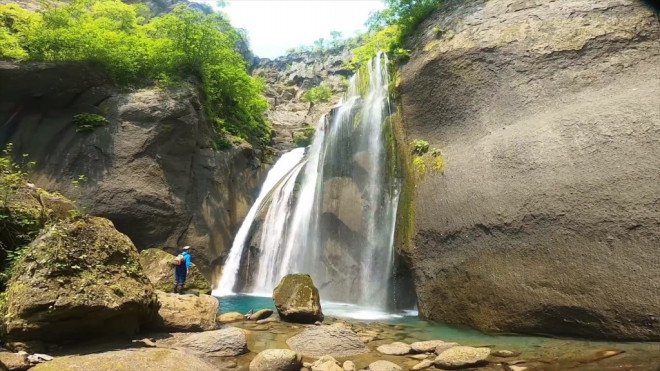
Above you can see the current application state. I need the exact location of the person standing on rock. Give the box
[173,246,192,294]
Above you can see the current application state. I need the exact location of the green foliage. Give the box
[410,139,429,155]
[303,84,332,104]
[0,144,35,206]
[110,284,124,296]
[349,0,439,69]
[293,124,316,147]
[0,144,39,289]
[73,113,108,133]
[0,0,271,146]
[349,25,401,70]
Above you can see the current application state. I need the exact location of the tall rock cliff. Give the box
[398,0,660,340]
[0,61,267,283]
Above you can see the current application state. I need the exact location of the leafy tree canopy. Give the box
[0,0,271,146]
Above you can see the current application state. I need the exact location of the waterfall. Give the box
[216,53,401,310]
[213,148,305,296]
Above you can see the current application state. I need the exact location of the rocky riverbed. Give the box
[13,307,659,371]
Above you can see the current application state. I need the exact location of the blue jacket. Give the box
[178,251,191,269]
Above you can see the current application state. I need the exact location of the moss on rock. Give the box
[139,248,211,295]
[2,216,158,346]
[272,274,323,324]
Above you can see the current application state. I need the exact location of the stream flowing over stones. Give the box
[216,53,408,310]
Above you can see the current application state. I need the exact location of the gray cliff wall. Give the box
[398,0,660,340]
[0,61,267,284]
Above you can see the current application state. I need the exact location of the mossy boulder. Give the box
[2,216,158,346]
[272,274,323,323]
[139,248,211,295]
[0,183,77,289]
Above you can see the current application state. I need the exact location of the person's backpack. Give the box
[173,254,185,266]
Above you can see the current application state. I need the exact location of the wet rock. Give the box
[409,354,430,360]
[150,291,218,332]
[25,354,52,364]
[367,360,402,371]
[248,309,274,321]
[321,177,364,233]
[3,217,158,346]
[376,342,411,355]
[435,342,459,355]
[249,349,302,371]
[139,248,211,295]
[434,346,490,369]
[492,349,519,358]
[592,349,624,361]
[0,351,30,371]
[411,340,447,353]
[286,324,368,358]
[273,274,323,323]
[342,360,356,371]
[218,312,245,323]
[164,327,248,356]
[310,355,343,371]
[31,348,216,370]
[411,359,433,371]
[257,317,278,324]
[508,366,528,371]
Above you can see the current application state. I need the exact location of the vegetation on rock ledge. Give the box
[0,0,272,146]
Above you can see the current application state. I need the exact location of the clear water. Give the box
[217,294,412,321]
[218,295,660,370]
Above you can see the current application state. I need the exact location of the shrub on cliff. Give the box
[0,0,271,146]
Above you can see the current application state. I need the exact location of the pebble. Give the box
[411,359,433,370]
[342,360,356,371]
[492,349,518,357]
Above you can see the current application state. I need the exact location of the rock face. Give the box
[31,348,217,371]
[150,291,218,332]
[3,217,158,344]
[0,61,268,284]
[139,248,211,294]
[253,51,351,152]
[272,274,323,323]
[285,324,368,358]
[399,0,660,340]
[249,349,302,371]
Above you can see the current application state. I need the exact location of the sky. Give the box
[199,0,385,59]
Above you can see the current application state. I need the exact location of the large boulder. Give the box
[156,327,248,356]
[139,248,211,294]
[399,0,660,340]
[2,217,158,345]
[272,274,323,323]
[0,63,268,284]
[31,348,216,371]
[249,349,302,371]
[150,291,218,332]
[286,324,368,358]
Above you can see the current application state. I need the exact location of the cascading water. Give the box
[217,53,402,310]
[213,148,305,296]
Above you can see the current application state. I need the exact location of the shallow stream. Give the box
[218,295,660,370]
